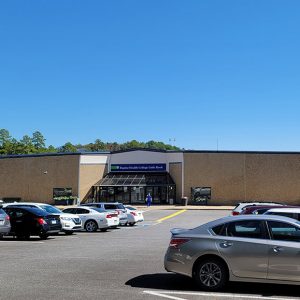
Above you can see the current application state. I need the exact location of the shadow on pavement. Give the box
[126,273,300,298]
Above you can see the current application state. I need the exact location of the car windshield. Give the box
[40,205,61,214]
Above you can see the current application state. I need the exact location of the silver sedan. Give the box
[0,206,11,237]
[164,214,300,291]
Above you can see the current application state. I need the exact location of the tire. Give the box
[129,222,135,226]
[100,228,108,232]
[194,258,228,291]
[65,231,74,235]
[84,220,98,232]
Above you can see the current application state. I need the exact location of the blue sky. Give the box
[1,0,300,151]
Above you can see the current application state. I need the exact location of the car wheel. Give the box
[100,228,108,232]
[39,233,49,240]
[65,231,74,235]
[85,220,98,232]
[194,258,228,291]
[129,222,135,226]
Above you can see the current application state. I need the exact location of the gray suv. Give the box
[82,202,128,225]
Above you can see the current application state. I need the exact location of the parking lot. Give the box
[1,209,300,300]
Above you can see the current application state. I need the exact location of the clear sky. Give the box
[1,0,300,151]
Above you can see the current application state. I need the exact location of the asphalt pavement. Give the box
[0,209,299,300]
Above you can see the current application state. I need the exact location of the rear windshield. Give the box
[40,205,61,214]
[116,204,125,209]
[7,206,48,216]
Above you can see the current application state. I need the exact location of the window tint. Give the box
[104,204,117,210]
[76,208,89,214]
[268,212,295,219]
[268,221,300,242]
[62,208,75,214]
[226,220,263,239]
[212,224,225,236]
[40,205,61,214]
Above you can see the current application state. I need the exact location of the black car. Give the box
[3,206,61,239]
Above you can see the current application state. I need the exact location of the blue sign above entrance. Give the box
[111,163,166,172]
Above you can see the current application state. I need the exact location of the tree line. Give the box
[0,129,180,155]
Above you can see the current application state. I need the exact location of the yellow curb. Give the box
[156,209,187,223]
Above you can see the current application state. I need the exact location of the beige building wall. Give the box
[79,164,108,201]
[0,155,80,204]
[169,162,183,202]
[184,152,300,205]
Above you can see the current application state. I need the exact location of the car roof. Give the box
[245,205,286,211]
[267,207,300,213]
[3,205,49,216]
[4,202,50,207]
[202,214,300,229]
[85,202,121,205]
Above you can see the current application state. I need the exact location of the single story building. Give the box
[1,149,300,205]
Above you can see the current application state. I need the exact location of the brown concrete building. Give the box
[1,149,300,206]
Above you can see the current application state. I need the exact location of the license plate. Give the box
[51,220,57,224]
[0,220,4,225]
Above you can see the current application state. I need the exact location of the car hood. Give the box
[59,213,81,219]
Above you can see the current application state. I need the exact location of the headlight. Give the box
[61,217,72,221]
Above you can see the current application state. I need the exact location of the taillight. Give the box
[106,214,113,219]
[36,218,47,225]
[5,215,10,221]
[169,238,190,249]
[232,211,239,216]
[130,212,137,216]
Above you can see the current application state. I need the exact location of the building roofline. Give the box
[2,149,300,160]
[183,150,300,155]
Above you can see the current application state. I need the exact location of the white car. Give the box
[81,202,128,226]
[62,206,119,232]
[264,207,300,221]
[3,202,82,234]
[125,205,144,226]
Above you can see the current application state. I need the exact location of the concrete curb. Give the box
[134,205,234,211]
[56,204,234,211]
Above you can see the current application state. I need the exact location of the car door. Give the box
[7,208,27,235]
[73,208,91,222]
[216,220,269,279]
[267,220,300,281]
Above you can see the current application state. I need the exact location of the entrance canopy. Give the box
[94,172,175,187]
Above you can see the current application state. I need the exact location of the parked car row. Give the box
[0,202,144,240]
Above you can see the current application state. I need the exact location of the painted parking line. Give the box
[156,210,187,223]
[143,290,299,300]
[0,241,44,244]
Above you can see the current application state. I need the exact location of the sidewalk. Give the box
[134,205,234,211]
[56,204,234,211]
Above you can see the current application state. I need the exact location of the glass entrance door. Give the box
[130,186,145,204]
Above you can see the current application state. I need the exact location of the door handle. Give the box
[273,246,283,253]
[220,241,233,248]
